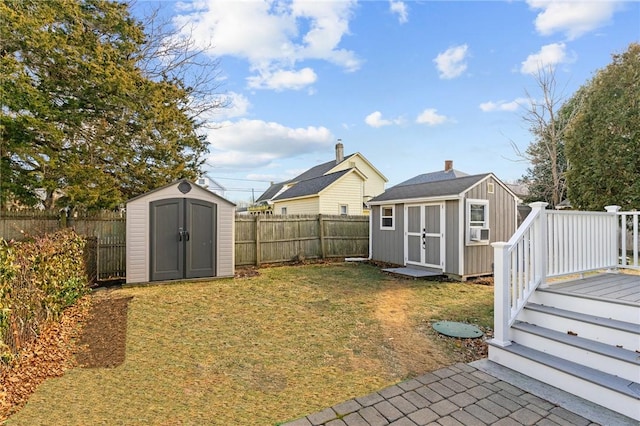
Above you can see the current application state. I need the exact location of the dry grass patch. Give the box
[6,263,493,425]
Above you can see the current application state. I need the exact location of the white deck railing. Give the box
[492,202,639,347]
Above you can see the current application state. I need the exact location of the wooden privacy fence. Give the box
[1,212,370,278]
[235,214,369,266]
[0,210,126,281]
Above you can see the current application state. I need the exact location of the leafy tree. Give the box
[565,43,640,211]
[516,67,579,208]
[0,0,217,211]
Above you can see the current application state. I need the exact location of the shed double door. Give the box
[405,203,445,269]
[150,198,217,281]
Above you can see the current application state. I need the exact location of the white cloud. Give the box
[211,92,251,120]
[433,44,469,79]
[389,1,408,24]
[247,67,318,91]
[520,43,573,74]
[479,97,528,112]
[416,109,448,126]
[527,0,622,40]
[364,111,405,128]
[173,0,360,91]
[204,119,334,169]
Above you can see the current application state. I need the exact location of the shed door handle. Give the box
[184,231,190,241]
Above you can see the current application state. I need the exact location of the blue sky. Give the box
[136,1,639,203]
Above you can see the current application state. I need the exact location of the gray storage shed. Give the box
[126,179,235,284]
[368,162,519,280]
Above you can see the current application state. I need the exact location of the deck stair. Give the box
[488,277,640,422]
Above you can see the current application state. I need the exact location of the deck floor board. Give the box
[547,273,640,305]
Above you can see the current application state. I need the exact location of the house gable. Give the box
[254,143,387,210]
[273,169,366,215]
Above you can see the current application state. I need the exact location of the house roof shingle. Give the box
[255,181,290,203]
[369,173,490,203]
[273,169,352,201]
[395,169,469,186]
[290,154,356,182]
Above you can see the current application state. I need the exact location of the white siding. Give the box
[126,181,235,284]
[273,197,319,215]
[319,172,364,215]
[216,202,235,277]
[330,154,387,200]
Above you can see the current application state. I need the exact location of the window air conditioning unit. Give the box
[470,227,490,242]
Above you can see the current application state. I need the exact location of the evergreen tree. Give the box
[565,43,640,211]
[0,0,214,211]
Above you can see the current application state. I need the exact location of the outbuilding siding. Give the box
[126,181,235,284]
[370,204,405,265]
[463,177,517,277]
[369,172,519,280]
[444,200,460,275]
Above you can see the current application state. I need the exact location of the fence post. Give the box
[492,242,511,347]
[255,215,261,266]
[318,214,326,259]
[530,202,549,288]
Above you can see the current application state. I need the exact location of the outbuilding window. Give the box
[466,199,490,245]
[380,205,395,230]
[340,204,348,215]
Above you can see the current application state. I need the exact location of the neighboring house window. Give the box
[466,199,490,245]
[281,207,287,215]
[340,205,348,216]
[380,205,395,230]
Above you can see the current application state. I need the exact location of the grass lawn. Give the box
[6,262,493,425]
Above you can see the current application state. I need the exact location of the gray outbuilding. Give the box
[368,161,520,280]
[126,179,235,284]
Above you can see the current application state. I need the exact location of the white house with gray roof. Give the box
[251,141,387,215]
[368,161,520,280]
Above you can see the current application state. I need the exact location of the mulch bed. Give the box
[74,294,132,368]
[0,292,132,421]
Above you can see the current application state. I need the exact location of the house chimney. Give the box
[336,140,344,164]
[444,160,453,172]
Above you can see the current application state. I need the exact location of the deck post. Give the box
[530,202,549,288]
[605,205,621,271]
[491,242,512,347]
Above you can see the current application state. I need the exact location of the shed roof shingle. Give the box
[369,173,490,203]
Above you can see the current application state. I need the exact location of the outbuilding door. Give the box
[404,203,445,269]
[150,198,217,281]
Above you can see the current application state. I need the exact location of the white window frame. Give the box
[380,205,395,230]
[340,204,348,216]
[281,207,287,215]
[466,199,490,245]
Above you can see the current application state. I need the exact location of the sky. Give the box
[134,0,639,203]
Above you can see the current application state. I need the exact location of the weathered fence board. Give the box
[1,212,370,278]
[234,214,369,266]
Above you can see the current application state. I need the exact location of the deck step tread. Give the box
[536,286,640,307]
[490,342,640,399]
[512,321,640,364]
[524,302,640,334]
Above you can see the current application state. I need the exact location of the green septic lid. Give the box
[433,321,484,338]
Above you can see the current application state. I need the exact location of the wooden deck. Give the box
[547,272,640,305]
